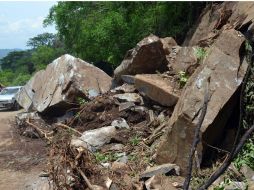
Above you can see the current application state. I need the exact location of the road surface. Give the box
[0,109,50,190]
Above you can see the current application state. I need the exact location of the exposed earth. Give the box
[0,109,50,190]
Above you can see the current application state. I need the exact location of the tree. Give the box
[44,2,205,66]
[26,32,57,49]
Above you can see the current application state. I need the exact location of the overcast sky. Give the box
[0,1,56,49]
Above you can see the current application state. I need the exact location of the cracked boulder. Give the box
[16,54,112,115]
[134,74,180,107]
[156,29,248,175]
[114,34,168,83]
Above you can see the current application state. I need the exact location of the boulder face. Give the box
[168,46,198,75]
[160,37,177,55]
[156,29,248,174]
[134,74,180,107]
[184,2,254,46]
[17,54,112,115]
[114,35,168,83]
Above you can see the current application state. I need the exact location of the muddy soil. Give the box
[0,109,50,190]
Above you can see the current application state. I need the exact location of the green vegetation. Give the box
[94,152,121,163]
[44,2,204,66]
[194,47,208,61]
[234,139,254,170]
[178,70,189,88]
[0,32,65,86]
[130,135,141,146]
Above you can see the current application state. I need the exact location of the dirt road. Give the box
[0,109,50,190]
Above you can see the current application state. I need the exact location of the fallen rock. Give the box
[134,74,180,106]
[160,37,177,55]
[71,126,117,151]
[118,102,135,112]
[184,2,254,46]
[156,29,248,174]
[15,70,45,111]
[114,35,168,83]
[17,54,112,115]
[168,46,198,75]
[113,93,143,104]
[140,163,180,179]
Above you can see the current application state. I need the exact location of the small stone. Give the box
[101,163,111,168]
[111,118,130,129]
[112,84,136,93]
[140,163,180,179]
[117,155,128,164]
[119,102,135,112]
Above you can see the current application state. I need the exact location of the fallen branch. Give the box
[183,78,210,190]
[198,123,254,190]
[25,119,53,140]
[55,123,83,136]
[76,167,95,190]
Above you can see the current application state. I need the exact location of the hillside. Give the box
[0,49,21,59]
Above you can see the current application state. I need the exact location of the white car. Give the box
[0,86,22,110]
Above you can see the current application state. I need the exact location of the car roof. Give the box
[4,86,23,89]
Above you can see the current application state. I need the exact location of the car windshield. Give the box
[0,88,19,95]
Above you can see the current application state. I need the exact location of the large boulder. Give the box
[184,2,254,46]
[17,54,112,115]
[156,29,248,174]
[114,35,168,83]
[134,74,180,107]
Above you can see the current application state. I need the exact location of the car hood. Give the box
[0,94,14,101]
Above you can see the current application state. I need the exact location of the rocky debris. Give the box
[111,118,130,129]
[134,74,180,106]
[184,2,254,46]
[168,46,199,75]
[156,29,248,174]
[15,111,40,125]
[16,54,112,115]
[144,175,184,190]
[114,35,168,83]
[113,93,143,104]
[118,102,135,112]
[140,163,180,179]
[111,83,136,93]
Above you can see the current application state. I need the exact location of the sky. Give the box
[0,1,57,49]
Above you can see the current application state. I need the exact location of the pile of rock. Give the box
[15,2,254,188]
